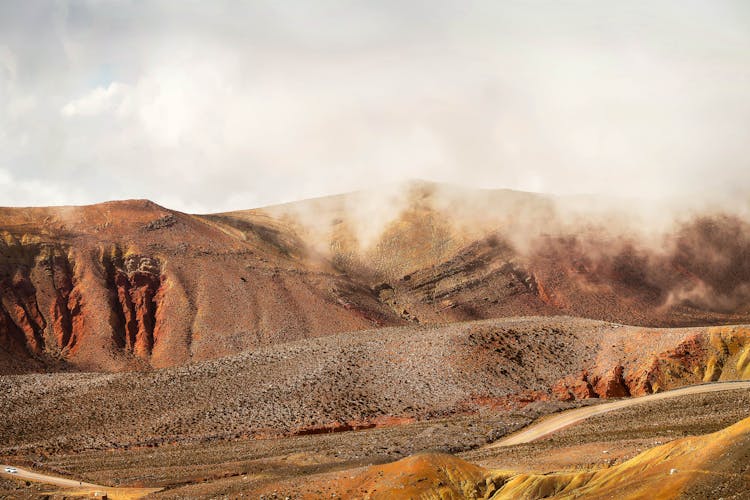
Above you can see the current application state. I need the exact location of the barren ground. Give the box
[4,317,746,458]
[2,388,746,498]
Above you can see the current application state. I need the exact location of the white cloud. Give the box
[0,167,87,207]
[0,45,16,82]
[61,82,130,117]
[1,1,750,211]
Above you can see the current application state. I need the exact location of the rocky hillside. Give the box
[2,317,748,456]
[3,181,750,373]
[0,200,400,373]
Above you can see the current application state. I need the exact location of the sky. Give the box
[0,0,749,213]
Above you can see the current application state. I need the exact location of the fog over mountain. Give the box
[2,1,750,212]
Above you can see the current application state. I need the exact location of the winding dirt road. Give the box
[0,465,160,498]
[0,465,100,489]
[489,380,750,448]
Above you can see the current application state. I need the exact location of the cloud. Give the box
[0,45,16,82]
[0,167,88,207]
[1,1,750,212]
[61,82,130,117]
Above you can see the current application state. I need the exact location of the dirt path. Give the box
[0,465,160,498]
[488,380,750,448]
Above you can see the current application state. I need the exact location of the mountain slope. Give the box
[3,182,750,373]
[0,199,400,373]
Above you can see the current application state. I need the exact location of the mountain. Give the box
[2,181,750,373]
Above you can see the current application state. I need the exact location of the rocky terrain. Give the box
[3,182,750,498]
[249,389,750,499]
[1,317,748,458]
[3,181,750,374]
[3,388,747,499]
[287,413,750,499]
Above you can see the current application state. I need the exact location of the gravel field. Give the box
[1,317,619,455]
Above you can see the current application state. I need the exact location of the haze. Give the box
[1,1,749,213]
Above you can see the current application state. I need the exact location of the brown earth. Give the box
[4,182,750,374]
[1,317,748,458]
[4,387,743,499]
[251,389,750,499]
[305,413,750,500]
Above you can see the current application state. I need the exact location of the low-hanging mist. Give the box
[246,181,750,318]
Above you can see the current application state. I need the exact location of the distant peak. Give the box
[98,199,165,210]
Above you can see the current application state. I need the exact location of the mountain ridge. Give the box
[2,182,750,374]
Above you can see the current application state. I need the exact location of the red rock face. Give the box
[108,255,162,359]
[0,302,28,355]
[593,365,631,398]
[552,371,598,401]
[46,252,82,353]
[0,243,86,369]
[550,328,750,404]
[2,270,45,353]
[626,335,707,395]
[0,239,159,370]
